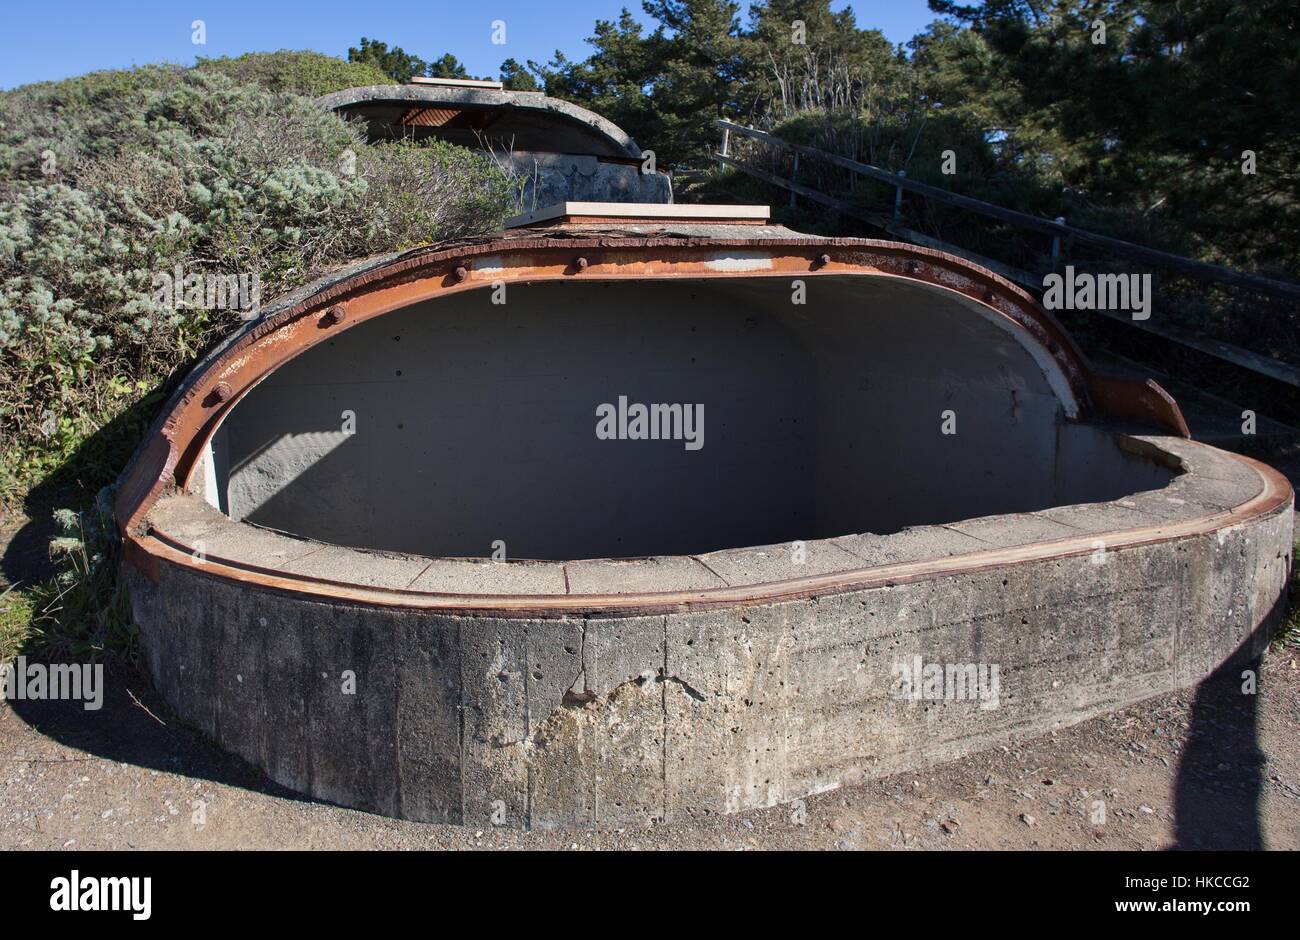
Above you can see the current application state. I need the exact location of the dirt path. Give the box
[3,642,1297,851]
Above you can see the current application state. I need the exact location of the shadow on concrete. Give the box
[7,598,1293,834]
[6,660,313,807]
[5,370,1293,834]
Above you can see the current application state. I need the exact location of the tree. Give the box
[641,0,749,163]
[927,0,1300,271]
[347,38,427,83]
[499,58,540,91]
[532,10,666,158]
[427,53,470,79]
[533,1,747,166]
[347,41,478,83]
[745,0,905,118]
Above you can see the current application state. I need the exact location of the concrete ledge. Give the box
[125,434,1293,827]
[142,433,1266,602]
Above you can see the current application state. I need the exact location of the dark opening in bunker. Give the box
[205,276,1173,560]
[335,99,632,156]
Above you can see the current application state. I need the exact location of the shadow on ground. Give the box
[1172,657,1266,849]
[1,389,166,591]
[1171,576,1295,850]
[6,661,310,808]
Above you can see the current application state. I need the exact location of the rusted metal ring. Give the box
[111,234,1194,540]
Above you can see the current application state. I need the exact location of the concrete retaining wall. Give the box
[126,437,1293,828]
[505,152,671,206]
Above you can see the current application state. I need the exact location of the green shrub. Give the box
[0,54,520,663]
[0,65,183,183]
[195,50,392,97]
[0,583,35,667]
[23,487,136,662]
[0,62,520,506]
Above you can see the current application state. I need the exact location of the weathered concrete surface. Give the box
[126,437,1293,828]
[115,227,1193,549]
[502,151,670,206]
[109,211,1289,829]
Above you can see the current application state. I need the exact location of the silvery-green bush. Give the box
[0,58,519,501]
[195,50,391,97]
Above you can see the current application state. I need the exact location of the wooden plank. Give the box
[1090,308,1300,388]
[716,121,1300,299]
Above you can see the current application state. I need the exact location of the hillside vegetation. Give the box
[0,53,518,506]
[0,51,519,663]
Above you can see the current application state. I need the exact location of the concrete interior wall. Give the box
[209,276,1172,560]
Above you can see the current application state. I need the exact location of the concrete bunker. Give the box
[208,276,1173,560]
[317,80,672,206]
[115,204,1294,828]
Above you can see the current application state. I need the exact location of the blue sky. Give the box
[0,1,941,90]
